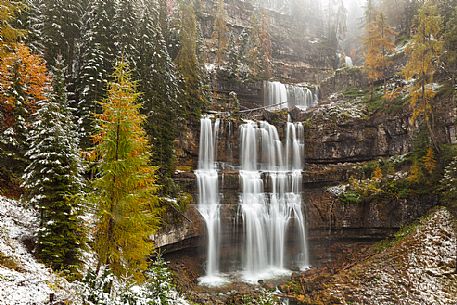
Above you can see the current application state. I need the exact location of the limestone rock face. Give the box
[159,0,457,253]
[303,112,412,164]
[319,68,368,99]
[199,0,335,84]
[161,92,457,252]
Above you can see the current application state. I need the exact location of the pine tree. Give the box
[136,0,180,193]
[39,0,83,71]
[175,0,206,122]
[20,0,44,54]
[0,44,48,181]
[212,0,228,65]
[77,0,116,148]
[363,11,396,98]
[403,3,443,147]
[0,0,27,56]
[90,60,161,281]
[22,55,84,274]
[113,0,138,65]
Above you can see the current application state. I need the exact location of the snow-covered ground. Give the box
[0,196,191,305]
[0,196,74,305]
[327,207,457,305]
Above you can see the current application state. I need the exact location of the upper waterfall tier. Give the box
[264,81,318,111]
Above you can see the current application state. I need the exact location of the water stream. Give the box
[196,116,309,285]
[264,81,317,110]
[195,117,227,286]
[239,119,309,282]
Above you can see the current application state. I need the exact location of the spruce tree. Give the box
[77,0,116,148]
[22,55,84,274]
[20,0,45,55]
[175,0,206,122]
[113,0,138,65]
[39,0,83,71]
[0,45,48,182]
[136,0,180,193]
[90,60,161,281]
[403,3,443,147]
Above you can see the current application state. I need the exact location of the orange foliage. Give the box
[0,44,49,128]
[372,166,383,181]
[364,12,396,93]
[422,147,437,174]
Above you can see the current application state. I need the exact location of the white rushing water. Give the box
[264,81,317,110]
[195,117,227,286]
[239,118,309,283]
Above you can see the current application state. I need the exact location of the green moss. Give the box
[343,88,368,98]
[177,192,193,212]
[340,191,363,204]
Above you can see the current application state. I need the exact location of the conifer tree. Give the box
[39,0,83,71]
[21,0,45,55]
[22,55,84,274]
[175,0,206,122]
[77,0,116,148]
[136,0,180,193]
[90,60,161,281]
[363,11,396,98]
[113,0,138,64]
[403,3,443,147]
[212,0,228,65]
[0,44,48,180]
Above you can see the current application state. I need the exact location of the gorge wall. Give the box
[156,0,457,256]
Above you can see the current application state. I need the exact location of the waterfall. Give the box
[345,56,353,67]
[264,81,318,111]
[264,81,288,110]
[239,119,309,282]
[195,117,226,286]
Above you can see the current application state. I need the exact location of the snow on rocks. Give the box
[327,207,457,305]
[0,196,72,305]
[0,196,191,305]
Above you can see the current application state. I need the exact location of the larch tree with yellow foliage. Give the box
[403,3,443,148]
[364,11,396,99]
[90,60,162,281]
[0,0,26,56]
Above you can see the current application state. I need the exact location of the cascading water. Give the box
[264,81,288,110]
[195,117,226,286]
[264,81,318,110]
[239,118,309,282]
